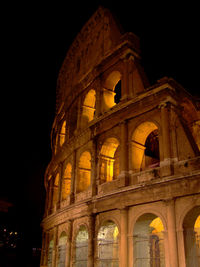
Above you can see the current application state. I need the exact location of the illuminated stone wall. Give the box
[41,7,200,267]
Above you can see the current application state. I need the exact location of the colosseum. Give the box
[41,7,200,267]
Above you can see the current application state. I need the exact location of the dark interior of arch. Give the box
[145,129,159,161]
[114,80,121,104]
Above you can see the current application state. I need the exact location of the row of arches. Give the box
[55,70,122,153]
[47,206,200,267]
[50,121,161,210]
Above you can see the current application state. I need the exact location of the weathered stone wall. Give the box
[41,7,200,267]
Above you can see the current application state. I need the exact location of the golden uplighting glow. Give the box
[54,173,59,186]
[52,173,59,208]
[103,71,121,110]
[60,121,66,146]
[132,121,158,170]
[150,217,164,233]
[81,89,96,128]
[100,138,119,182]
[77,151,91,193]
[62,163,72,200]
[194,215,200,229]
[113,226,119,240]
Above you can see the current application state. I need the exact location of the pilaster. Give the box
[70,150,76,204]
[66,220,73,267]
[118,121,129,187]
[120,207,128,267]
[165,198,179,267]
[159,101,173,176]
[88,214,95,267]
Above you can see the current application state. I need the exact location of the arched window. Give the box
[48,240,54,267]
[183,206,200,267]
[80,89,96,128]
[77,151,91,193]
[97,220,119,266]
[58,232,67,267]
[52,173,59,211]
[103,71,121,111]
[75,225,88,266]
[132,122,160,171]
[62,163,72,200]
[99,138,120,183]
[133,213,165,267]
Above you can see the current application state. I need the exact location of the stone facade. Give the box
[41,7,200,267]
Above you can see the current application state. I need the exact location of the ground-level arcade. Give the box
[41,191,200,267]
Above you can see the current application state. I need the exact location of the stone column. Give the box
[40,231,46,266]
[163,231,170,267]
[88,214,95,267]
[166,199,179,267]
[95,78,102,117]
[57,164,63,209]
[121,56,131,101]
[48,178,54,214]
[71,225,76,267]
[121,52,146,100]
[70,150,76,204]
[161,103,171,159]
[119,121,129,187]
[159,101,172,176]
[76,97,82,131]
[120,208,128,267]
[66,220,72,267]
[52,227,58,267]
[44,183,50,217]
[128,235,133,267]
[91,139,97,196]
[177,229,186,267]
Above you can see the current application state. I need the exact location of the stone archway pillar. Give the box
[166,199,179,267]
[120,207,128,267]
[159,102,172,177]
[70,150,76,204]
[88,214,95,267]
[177,229,186,267]
[119,121,129,187]
[65,221,72,267]
[52,227,58,267]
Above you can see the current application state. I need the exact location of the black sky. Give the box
[3,0,200,253]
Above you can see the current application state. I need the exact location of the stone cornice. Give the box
[42,167,200,230]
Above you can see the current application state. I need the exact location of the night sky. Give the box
[2,0,200,263]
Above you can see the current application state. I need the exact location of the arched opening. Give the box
[60,121,66,146]
[97,220,119,266]
[132,122,160,171]
[103,71,121,111]
[81,89,96,128]
[77,151,91,193]
[114,80,121,104]
[58,232,67,267]
[75,225,88,266]
[133,213,165,267]
[48,240,54,267]
[183,206,200,267]
[99,138,120,184]
[52,173,59,211]
[62,163,72,200]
